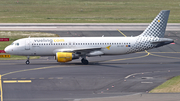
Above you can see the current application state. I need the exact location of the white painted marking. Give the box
[125,73,142,79]
[0,27,57,29]
[125,72,151,79]
[141,82,153,84]
[141,77,153,79]
[74,99,81,101]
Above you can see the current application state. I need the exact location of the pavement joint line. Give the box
[11,78,17,79]
[21,78,26,79]
[48,78,54,79]
[141,82,153,84]
[30,78,35,79]
[2,78,7,79]
[39,78,44,79]
[57,77,63,79]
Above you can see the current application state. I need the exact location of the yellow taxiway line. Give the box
[104,51,150,62]
[2,65,63,76]
[117,29,127,37]
[0,75,3,101]
[3,80,31,83]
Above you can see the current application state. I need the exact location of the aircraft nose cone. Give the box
[4,46,10,54]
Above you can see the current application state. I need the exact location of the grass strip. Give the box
[150,75,180,93]
[0,31,58,60]
[0,0,180,23]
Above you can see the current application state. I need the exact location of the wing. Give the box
[53,47,101,54]
[53,45,111,55]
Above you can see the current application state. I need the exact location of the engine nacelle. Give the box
[56,52,79,62]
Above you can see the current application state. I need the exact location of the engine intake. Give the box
[56,52,79,62]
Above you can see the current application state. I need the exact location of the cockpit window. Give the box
[11,43,14,45]
[15,43,19,46]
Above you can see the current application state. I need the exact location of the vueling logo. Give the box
[34,39,53,43]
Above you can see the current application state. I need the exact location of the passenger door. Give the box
[25,40,30,50]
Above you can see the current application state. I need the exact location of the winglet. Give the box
[106,45,111,50]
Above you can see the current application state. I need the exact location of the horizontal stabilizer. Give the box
[151,38,174,47]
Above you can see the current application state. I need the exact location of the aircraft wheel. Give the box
[26,60,30,65]
[81,58,89,65]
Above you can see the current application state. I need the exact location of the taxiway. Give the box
[0,25,180,101]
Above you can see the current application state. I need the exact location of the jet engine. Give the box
[56,52,79,62]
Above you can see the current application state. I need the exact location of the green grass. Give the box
[150,75,180,93]
[0,31,59,60]
[0,0,180,23]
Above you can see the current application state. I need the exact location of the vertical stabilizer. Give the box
[139,10,170,38]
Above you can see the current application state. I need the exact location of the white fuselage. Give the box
[5,37,139,56]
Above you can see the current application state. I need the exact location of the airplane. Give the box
[5,10,174,65]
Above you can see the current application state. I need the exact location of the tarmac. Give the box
[0,24,180,101]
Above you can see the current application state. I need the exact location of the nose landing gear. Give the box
[26,56,30,65]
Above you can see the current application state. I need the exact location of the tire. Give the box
[26,60,30,65]
[81,59,89,65]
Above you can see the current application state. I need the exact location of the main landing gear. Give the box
[26,56,30,65]
[81,58,89,65]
